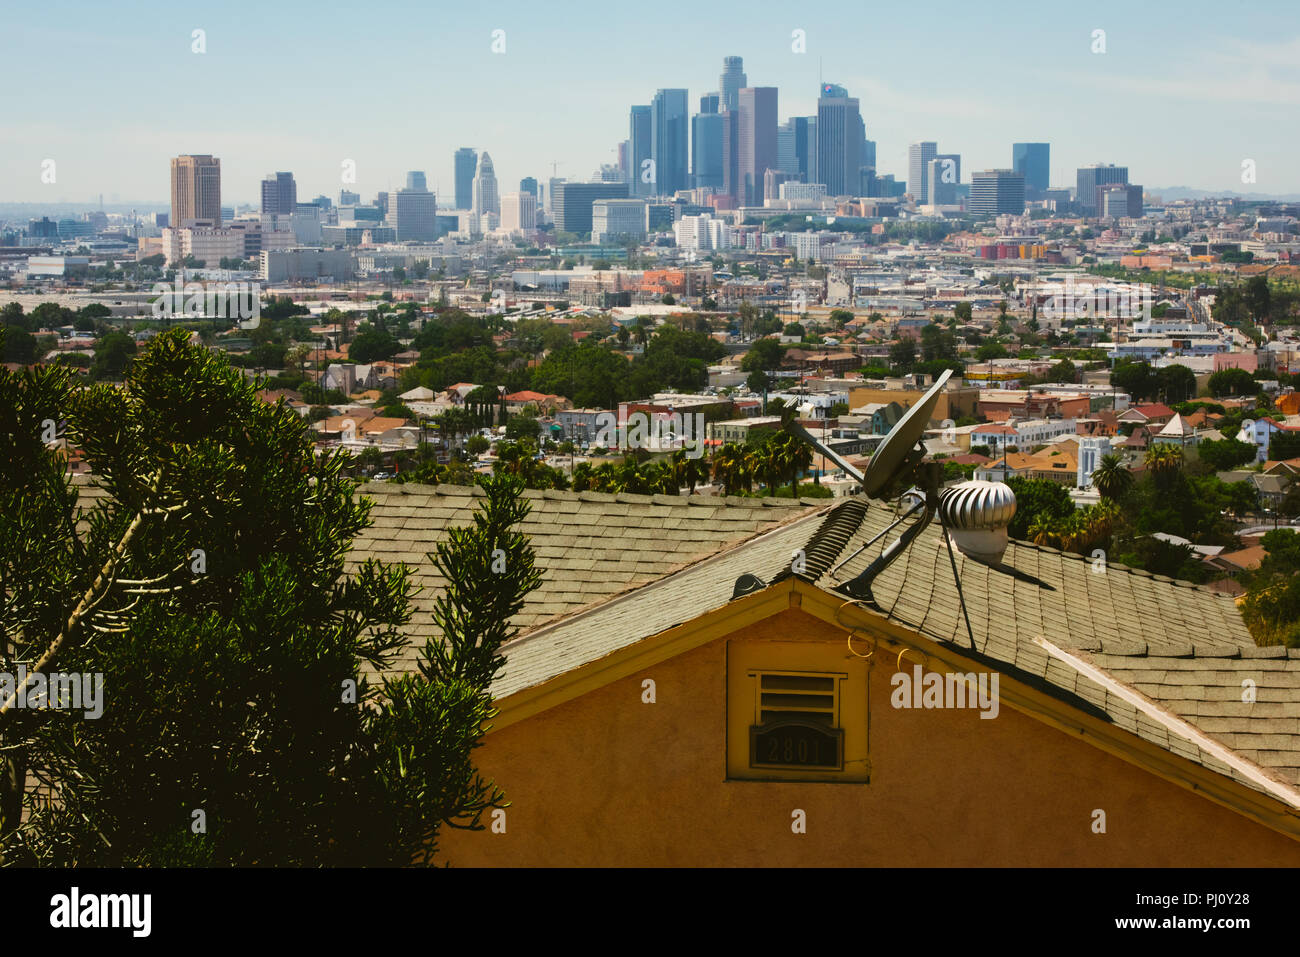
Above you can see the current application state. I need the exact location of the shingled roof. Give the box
[347,482,821,674]
[473,492,1300,809]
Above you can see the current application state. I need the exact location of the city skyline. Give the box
[5,0,1300,205]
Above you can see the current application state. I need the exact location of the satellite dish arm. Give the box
[783,418,864,485]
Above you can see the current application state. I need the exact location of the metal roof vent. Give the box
[937,480,1017,564]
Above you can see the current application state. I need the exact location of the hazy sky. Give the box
[5,0,1300,207]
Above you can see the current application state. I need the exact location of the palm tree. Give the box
[1144,444,1184,485]
[1090,453,1133,501]
[781,434,814,496]
[1027,515,1060,548]
[711,443,749,496]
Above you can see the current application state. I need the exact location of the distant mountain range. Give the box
[1149,187,1300,203]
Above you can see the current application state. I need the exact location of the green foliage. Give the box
[0,331,540,866]
[1208,367,1257,397]
[1005,478,1074,540]
[349,325,401,365]
[91,331,137,380]
[1241,530,1300,646]
[1196,438,1258,471]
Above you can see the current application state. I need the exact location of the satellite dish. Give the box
[861,369,951,498]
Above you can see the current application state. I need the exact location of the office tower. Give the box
[721,109,740,201]
[629,104,653,197]
[375,192,388,217]
[548,177,565,213]
[406,171,427,191]
[392,181,437,241]
[472,151,500,217]
[737,87,778,206]
[908,142,938,203]
[1076,164,1129,216]
[520,177,539,200]
[651,88,689,196]
[170,154,221,227]
[339,189,360,206]
[968,170,1025,216]
[816,84,863,197]
[781,117,816,183]
[454,148,477,210]
[501,192,538,232]
[617,140,630,180]
[863,138,877,171]
[927,154,961,205]
[777,125,797,175]
[1100,183,1144,219]
[260,172,297,216]
[1012,143,1050,196]
[719,56,746,112]
[692,109,725,190]
[552,182,629,234]
[699,92,720,115]
[591,198,648,244]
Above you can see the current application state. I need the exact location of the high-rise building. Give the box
[391,183,437,241]
[591,198,648,244]
[501,192,538,232]
[1012,143,1050,196]
[406,171,427,191]
[968,170,1025,217]
[472,151,500,217]
[454,148,477,210]
[816,84,863,197]
[260,172,296,216]
[908,142,937,203]
[552,182,629,235]
[650,89,689,196]
[1100,183,1144,219]
[339,189,360,206]
[699,93,720,115]
[737,87,778,206]
[927,154,961,205]
[170,155,221,227]
[782,117,816,183]
[777,125,797,175]
[718,56,746,112]
[1076,164,1129,216]
[863,138,877,172]
[520,177,539,200]
[547,177,565,213]
[692,108,725,190]
[629,105,653,197]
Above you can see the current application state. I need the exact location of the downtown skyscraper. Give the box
[629,104,653,197]
[737,87,778,206]
[692,94,724,190]
[908,141,938,203]
[718,56,746,112]
[1012,143,1050,196]
[650,88,689,196]
[454,148,477,211]
[260,171,296,216]
[816,84,863,197]
[472,151,500,217]
[170,154,221,227]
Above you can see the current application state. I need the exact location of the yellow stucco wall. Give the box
[438,608,1300,866]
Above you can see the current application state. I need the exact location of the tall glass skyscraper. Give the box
[454,148,477,211]
[816,84,863,197]
[1012,143,1050,195]
[650,88,689,196]
[738,87,778,206]
[629,105,653,197]
[719,56,746,112]
[908,142,938,203]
